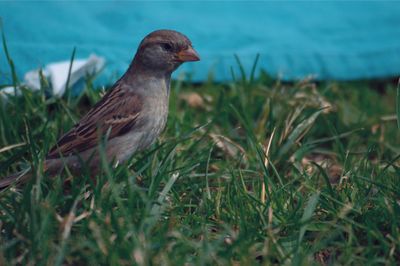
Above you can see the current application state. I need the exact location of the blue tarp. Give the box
[1,1,400,84]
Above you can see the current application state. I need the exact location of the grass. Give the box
[0,48,400,265]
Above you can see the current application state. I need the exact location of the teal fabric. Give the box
[1,1,400,85]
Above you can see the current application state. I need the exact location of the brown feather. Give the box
[47,82,142,159]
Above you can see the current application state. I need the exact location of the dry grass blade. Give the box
[261,128,276,204]
[278,109,323,158]
[0,142,26,153]
[150,172,180,217]
[89,221,108,255]
[210,133,247,162]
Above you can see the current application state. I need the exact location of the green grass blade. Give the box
[234,54,247,83]
[249,53,260,84]
[298,192,320,244]
[65,47,76,103]
[0,19,19,89]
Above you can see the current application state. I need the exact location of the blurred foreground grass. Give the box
[0,59,400,264]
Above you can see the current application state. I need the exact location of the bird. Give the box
[0,29,200,189]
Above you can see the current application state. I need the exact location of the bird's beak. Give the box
[177,46,200,62]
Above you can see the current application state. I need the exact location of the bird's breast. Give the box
[137,89,169,149]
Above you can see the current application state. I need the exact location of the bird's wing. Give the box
[47,82,143,159]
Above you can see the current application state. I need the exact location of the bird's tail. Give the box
[0,168,32,190]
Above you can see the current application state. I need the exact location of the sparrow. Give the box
[0,29,200,189]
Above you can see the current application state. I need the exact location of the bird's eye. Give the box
[161,43,173,51]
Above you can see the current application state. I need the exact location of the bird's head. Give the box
[133,29,200,74]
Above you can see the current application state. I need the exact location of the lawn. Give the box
[0,47,400,264]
